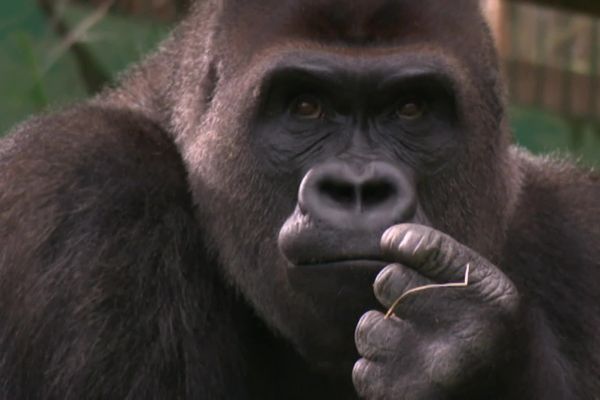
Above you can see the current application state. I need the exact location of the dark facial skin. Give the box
[263,52,462,349]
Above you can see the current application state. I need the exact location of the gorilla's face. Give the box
[268,53,463,349]
[184,52,466,371]
[176,0,510,373]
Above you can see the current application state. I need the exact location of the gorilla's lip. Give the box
[294,258,387,269]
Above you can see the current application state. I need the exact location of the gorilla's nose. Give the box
[298,161,417,230]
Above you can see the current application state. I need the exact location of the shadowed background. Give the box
[0,0,599,166]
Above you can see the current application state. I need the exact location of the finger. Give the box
[381,224,518,308]
[353,357,436,400]
[355,310,411,360]
[352,358,385,399]
[373,263,431,309]
[381,223,496,284]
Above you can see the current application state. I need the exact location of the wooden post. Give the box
[482,0,509,56]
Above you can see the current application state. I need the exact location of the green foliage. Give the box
[510,106,600,166]
[0,1,169,133]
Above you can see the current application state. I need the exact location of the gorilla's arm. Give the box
[0,106,247,400]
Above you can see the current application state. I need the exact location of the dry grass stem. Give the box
[384,263,471,319]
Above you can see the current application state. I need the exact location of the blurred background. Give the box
[0,0,599,166]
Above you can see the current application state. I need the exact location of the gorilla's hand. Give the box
[353,224,520,399]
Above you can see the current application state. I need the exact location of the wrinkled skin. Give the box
[354,225,519,399]
[0,0,599,399]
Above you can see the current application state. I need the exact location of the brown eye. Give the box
[290,96,323,120]
[396,99,426,120]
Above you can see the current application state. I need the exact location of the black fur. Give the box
[1,1,599,399]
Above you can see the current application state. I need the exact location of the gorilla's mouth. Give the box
[295,258,387,269]
[278,207,388,270]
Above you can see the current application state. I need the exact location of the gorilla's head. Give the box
[166,0,518,371]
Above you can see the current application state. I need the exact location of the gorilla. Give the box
[1,0,599,399]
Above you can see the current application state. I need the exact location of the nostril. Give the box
[318,179,356,207]
[298,161,416,228]
[361,181,397,209]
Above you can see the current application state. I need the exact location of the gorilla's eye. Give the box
[289,95,324,120]
[396,99,427,121]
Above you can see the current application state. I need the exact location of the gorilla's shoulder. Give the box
[509,147,600,261]
[0,105,195,256]
[1,104,190,209]
[515,148,599,211]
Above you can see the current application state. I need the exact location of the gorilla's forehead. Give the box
[220,0,484,49]
[215,0,490,77]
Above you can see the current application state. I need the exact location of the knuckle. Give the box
[352,358,371,395]
[374,264,428,308]
[381,225,406,251]
[475,273,519,312]
[355,311,408,360]
[373,265,396,294]
[353,359,384,398]
[418,234,451,272]
[382,225,450,268]
[355,310,384,345]
[381,224,428,252]
[496,285,520,315]
[373,264,406,303]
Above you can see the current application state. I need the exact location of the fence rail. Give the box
[488,1,600,128]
